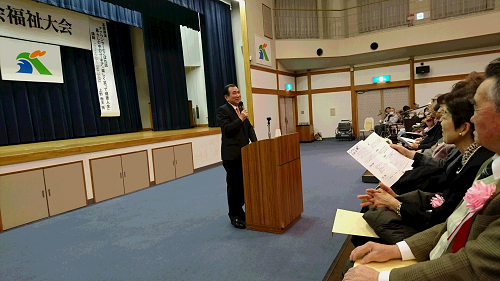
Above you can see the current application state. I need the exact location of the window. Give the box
[431,0,494,20]
[358,0,409,33]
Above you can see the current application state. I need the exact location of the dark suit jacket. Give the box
[391,157,500,281]
[418,122,442,150]
[217,102,257,161]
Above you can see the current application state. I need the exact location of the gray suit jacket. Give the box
[391,157,500,281]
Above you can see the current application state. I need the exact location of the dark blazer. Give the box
[217,102,257,161]
[391,157,500,281]
[418,122,442,150]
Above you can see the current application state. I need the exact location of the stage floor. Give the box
[0,127,221,166]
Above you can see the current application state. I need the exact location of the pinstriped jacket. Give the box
[391,157,500,281]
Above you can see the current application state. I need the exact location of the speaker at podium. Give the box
[241,132,303,234]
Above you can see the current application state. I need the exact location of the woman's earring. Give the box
[459,132,462,136]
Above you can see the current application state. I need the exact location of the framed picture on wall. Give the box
[255,35,272,67]
[262,4,273,39]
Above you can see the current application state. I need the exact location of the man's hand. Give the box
[357,187,399,211]
[343,265,379,281]
[390,144,417,159]
[238,109,248,121]
[350,242,401,264]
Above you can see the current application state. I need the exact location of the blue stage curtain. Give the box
[201,0,237,127]
[142,15,191,131]
[0,22,142,146]
[34,0,142,28]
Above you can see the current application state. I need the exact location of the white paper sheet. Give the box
[347,133,413,186]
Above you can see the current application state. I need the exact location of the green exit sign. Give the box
[373,75,390,83]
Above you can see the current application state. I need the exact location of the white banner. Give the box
[0,37,63,83]
[0,0,90,50]
[90,18,120,117]
[255,35,272,67]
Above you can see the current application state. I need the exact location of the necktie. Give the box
[478,161,493,180]
[235,107,240,115]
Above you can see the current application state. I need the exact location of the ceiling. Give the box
[278,33,500,72]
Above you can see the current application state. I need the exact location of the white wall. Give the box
[297,76,308,91]
[297,95,310,124]
[0,134,222,200]
[354,64,410,85]
[231,2,247,107]
[130,27,151,129]
[252,94,280,140]
[246,0,275,70]
[181,26,208,125]
[278,74,295,90]
[312,71,350,89]
[312,91,352,138]
[415,80,459,107]
[415,53,500,79]
[251,69,277,89]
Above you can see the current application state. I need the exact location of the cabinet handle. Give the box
[173,160,175,165]
[123,172,126,177]
[48,189,51,196]
[175,160,178,165]
[120,172,123,178]
[42,190,45,198]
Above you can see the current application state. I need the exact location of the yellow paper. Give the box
[354,259,417,272]
[332,209,379,238]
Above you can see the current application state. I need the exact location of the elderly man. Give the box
[343,58,500,281]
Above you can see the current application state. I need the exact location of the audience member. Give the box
[343,58,500,281]
[375,107,399,136]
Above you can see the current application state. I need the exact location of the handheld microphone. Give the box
[238,101,244,112]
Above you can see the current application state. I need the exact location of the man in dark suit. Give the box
[343,58,500,281]
[217,84,257,229]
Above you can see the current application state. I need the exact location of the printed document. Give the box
[347,133,413,186]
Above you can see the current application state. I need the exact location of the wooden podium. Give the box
[241,133,303,234]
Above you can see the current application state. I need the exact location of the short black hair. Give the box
[385,107,391,112]
[402,105,410,111]
[223,84,237,97]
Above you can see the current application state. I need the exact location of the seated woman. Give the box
[407,110,442,151]
[356,73,494,245]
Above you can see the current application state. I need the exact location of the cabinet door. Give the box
[174,143,194,178]
[153,146,176,185]
[121,151,150,193]
[91,156,124,203]
[0,170,48,230]
[44,162,87,216]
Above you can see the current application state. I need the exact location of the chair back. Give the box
[364,117,374,130]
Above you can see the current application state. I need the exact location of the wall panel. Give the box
[252,94,280,140]
[354,64,410,85]
[312,91,352,138]
[311,72,350,89]
[251,69,277,89]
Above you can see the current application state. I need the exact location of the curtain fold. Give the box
[431,0,494,20]
[34,0,143,28]
[358,0,408,33]
[0,22,142,146]
[275,0,318,39]
[142,15,191,131]
[200,0,238,127]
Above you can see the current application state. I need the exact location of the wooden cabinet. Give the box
[296,125,315,142]
[90,151,150,203]
[152,143,194,185]
[0,162,87,231]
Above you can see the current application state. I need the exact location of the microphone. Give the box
[238,101,244,112]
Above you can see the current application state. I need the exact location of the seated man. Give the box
[343,59,500,281]
[375,107,399,136]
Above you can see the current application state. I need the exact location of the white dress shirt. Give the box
[378,154,500,281]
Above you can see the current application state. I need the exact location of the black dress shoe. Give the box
[230,218,246,229]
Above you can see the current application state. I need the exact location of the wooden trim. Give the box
[90,158,96,204]
[350,70,358,138]
[296,90,308,95]
[307,72,313,125]
[296,72,308,77]
[252,87,278,95]
[409,57,416,108]
[250,64,277,74]
[277,70,294,77]
[0,128,221,166]
[240,1,254,126]
[142,128,153,131]
[278,90,297,96]
[294,96,298,127]
[311,86,351,94]
[0,161,83,176]
[380,89,385,116]
[414,73,474,84]
[354,60,409,71]
[354,80,411,91]
[277,61,282,133]
[308,68,351,76]
[414,49,500,64]
[196,124,209,127]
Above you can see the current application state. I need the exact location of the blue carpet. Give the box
[0,139,371,281]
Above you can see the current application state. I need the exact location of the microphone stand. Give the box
[267,119,271,139]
